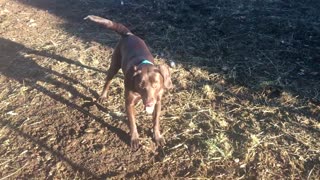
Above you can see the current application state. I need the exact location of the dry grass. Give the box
[0,0,319,179]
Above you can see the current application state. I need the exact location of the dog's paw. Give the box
[130,138,140,151]
[155,136,165,147]
[97,96,107,103]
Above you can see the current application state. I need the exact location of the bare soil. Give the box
[0,0,319,179]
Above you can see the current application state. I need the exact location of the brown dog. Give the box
[85,15,172,150]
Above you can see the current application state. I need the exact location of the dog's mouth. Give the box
[145,106,154,114]
[145,104,155,114]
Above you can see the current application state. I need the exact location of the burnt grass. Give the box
[0,0,319,179]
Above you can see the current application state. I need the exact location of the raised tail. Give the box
[84,15,132,36]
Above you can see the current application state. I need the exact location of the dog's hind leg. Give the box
[98,45,121,102]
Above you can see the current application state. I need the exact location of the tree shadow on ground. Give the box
[0,37,131,178]
[17,0,320,105]
[3,0,320,178]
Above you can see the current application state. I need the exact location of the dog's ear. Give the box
[158,64,173,90]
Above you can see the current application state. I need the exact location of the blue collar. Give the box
[139,59,154,66]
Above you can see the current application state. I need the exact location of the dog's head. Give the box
[132,64,172,114]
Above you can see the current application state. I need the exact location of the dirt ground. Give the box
[0,0,319,179]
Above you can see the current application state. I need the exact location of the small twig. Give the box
[307,166,315,180]
[168,143,185,150]
[28,120,44,126]
[183,109,211,115]
[267,134,284,140]
[0,162,28,180]
[0,159,11,166]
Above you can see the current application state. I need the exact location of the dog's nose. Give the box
[145,102,154,107]
[144,99,155,107]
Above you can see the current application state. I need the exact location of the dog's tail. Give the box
[84,15,132,36]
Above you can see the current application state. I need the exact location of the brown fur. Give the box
[85,15,172,150]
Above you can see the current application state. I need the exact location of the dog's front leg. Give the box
[125,91,140,150]
[153,100,165,146]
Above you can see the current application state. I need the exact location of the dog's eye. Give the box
[139,81,149,90]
